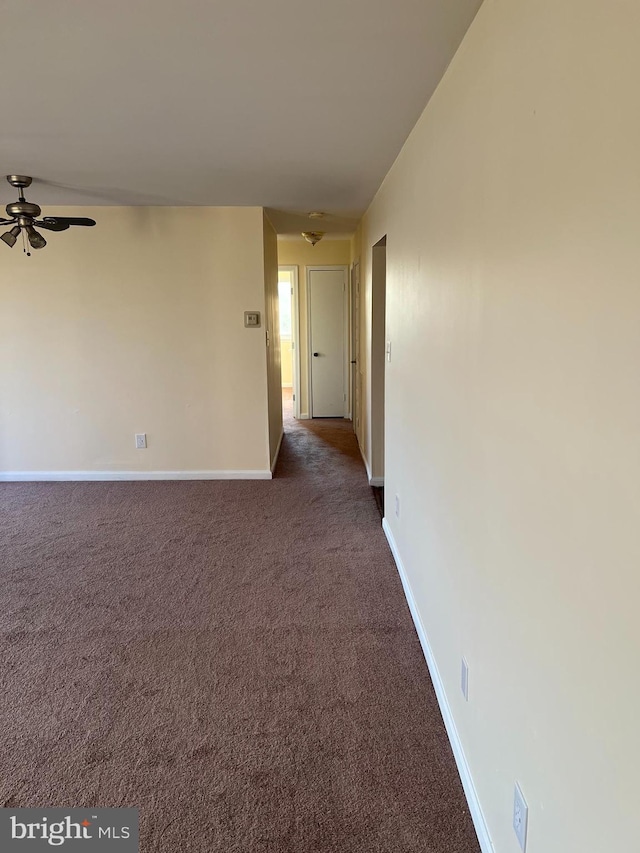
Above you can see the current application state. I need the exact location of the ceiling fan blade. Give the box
[36,219,70,232]
[43,217,96,227]
[0,218,16,225]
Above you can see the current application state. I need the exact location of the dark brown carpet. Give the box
[0,401,480,852]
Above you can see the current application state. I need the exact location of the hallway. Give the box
[0,408,479,852]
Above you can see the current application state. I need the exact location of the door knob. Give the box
[313,352,319,357]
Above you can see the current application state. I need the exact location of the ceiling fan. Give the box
[0,175,96,253]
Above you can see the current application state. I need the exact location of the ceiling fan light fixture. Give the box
[25,225,46,250]
[302,231,325,246]
[1,225,21,248]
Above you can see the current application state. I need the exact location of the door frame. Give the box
[370,238,387,485]
[306,265,349,419]
[278,264,301,419]
[349,259,360,427]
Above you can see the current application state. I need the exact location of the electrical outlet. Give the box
[394,494,400,517]
[135,433,147,449]
[513,782,528,851]
[460,657,469,701]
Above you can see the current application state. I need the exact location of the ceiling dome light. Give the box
[302,231,325,246]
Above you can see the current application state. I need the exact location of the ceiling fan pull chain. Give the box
[22,229,30,257]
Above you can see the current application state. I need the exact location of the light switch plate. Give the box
[244,311,261,327]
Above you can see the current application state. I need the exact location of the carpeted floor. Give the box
[0,396,479,852]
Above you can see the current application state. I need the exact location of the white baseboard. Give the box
[298,412,310,420]
[0,470,273,482]
[358,439,372,481]
[271,430,284,474]
[357,440,384,487]
[382,518,494,853]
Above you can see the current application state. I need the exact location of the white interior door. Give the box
[309,267,346,417]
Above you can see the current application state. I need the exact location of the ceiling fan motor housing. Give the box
[6,175,33,190]
[6,201,41,219]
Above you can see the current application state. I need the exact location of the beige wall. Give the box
[277,239,351,416]
[263,212,283,469]
[0,207,273,477]
[356,0,640,850]
[280,339,293,386]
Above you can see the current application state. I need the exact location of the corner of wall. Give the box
[262,211,283,471]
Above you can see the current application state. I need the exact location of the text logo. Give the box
[0,809,138,851]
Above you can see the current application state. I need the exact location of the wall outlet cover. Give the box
[513,782,528,851]
[460,657,469,701]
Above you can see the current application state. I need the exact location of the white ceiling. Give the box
[1,0,482,234]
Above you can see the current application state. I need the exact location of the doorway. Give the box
[307,266,348,418]
[278,265,300,419]
[370,237,386,487]
[350,259,361,434]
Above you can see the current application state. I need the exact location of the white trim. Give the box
[352,257,361,441]
[278,264,301,420]
[348,262,355,421]
[357,436,382,487]
[0,470,273,482]
[343,265,350,420]
[358,436,372,481]
[292,265,301,421]
[382,518,494,853]
[270,430,284,474]
[298,412,310,420]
